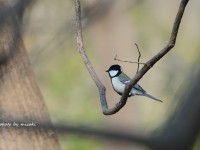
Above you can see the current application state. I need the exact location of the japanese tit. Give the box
[106,64,162,102]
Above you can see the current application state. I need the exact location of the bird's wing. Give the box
[118,73,131,84]
[118,73,146,93]
[133,84,146,93]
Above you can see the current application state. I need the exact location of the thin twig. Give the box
[114,43,143,73]
[75,0,189,115]
[135,43,141,73]
[114,55,145,65]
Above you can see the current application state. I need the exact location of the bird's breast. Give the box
[111,77,125,94]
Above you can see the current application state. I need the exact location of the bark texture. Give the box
[0,1,61,150]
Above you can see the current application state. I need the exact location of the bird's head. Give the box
[106,64,123,78]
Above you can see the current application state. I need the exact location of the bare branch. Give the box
[75,0,190,115]
[75,0,109,114]
[135,43,141,73]
[114,43,143,73]
[110,0,190,114]
[114,54,145,65]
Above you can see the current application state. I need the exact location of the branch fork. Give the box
[75,0,189,115]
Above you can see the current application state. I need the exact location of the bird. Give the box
[106,64,162,102]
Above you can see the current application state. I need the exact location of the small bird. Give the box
[106,64,162,102]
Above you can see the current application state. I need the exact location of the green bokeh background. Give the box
[22,0,200,149]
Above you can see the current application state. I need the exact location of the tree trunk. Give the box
[0,1,60,150]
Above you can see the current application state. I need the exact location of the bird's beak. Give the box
[105,70,109,72]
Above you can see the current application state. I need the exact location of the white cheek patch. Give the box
[109,70,118,77]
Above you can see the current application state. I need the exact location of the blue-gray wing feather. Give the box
[118,76,130,84]
[133,84,146,93]
[118,73,146,93]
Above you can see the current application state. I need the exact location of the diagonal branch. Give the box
[75,0,190,115]
[123,0,189,102]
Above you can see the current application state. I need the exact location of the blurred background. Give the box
[19,0,200,149]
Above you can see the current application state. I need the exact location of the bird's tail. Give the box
[142,93,162,102]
